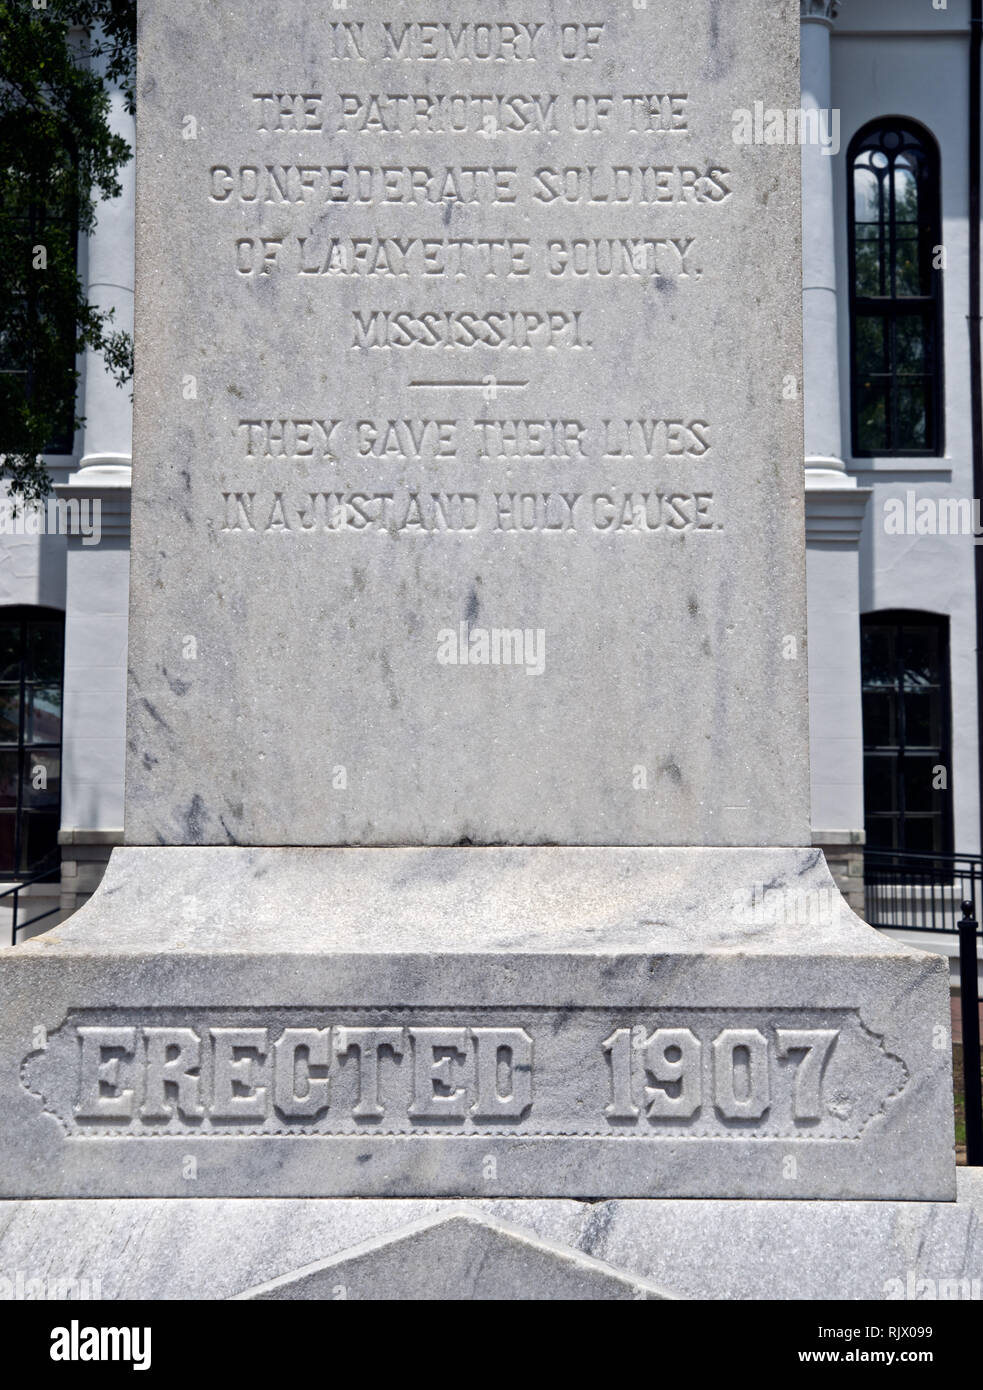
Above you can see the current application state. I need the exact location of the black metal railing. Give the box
[864,848,983,934]
[863,848,983,1165]
[0,852,61,946]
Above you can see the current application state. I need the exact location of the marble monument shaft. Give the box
[126,0,809,848]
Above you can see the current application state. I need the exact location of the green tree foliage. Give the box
[0,1,135,504]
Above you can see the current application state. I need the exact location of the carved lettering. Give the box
[712,1029,771,1121]
[273,1027,331,1119]
[140,1027,204,1121]
[209,1027,269,1120]
[75,1026,136,1120]
[408,1027,470,1119]
[29,1009,903,1142]
[470,1027,534,1120]
[333,1026,403,1118]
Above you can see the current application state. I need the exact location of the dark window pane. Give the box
[28,624,64,684]
[19,812,59,874]
[903,625,941,681]
[893,164,919,219]
[0,610,64,878]
[862,625,895,686]
[0,626,22,682]
[0,686,20,743]
[903,756,941,813]
[22,752,59,810]
[865,817,897,850]
[894,238,923,296]
[854,166,883,222]
[855,228,884,296]
[894,316,928,372]
[864,754,898,814]
[896,383,928,449]
[904,817,940,854]
[856,316,887,375]
[903,690,941,747]
[861,616,950,855]
[25,686,61,744]
[862,690,896,748]
[857,380,888,452]
[0,813,14,874]
[0,751,18,809]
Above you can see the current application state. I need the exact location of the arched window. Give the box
[861,612,951,853]
[848,119,943,456]
[0,608,64,878]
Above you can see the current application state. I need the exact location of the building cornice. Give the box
[804,476,870,545]
[53,480,131,540]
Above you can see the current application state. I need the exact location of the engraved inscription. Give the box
[22,1009,906,1140]
[603,1026,839,1125]
[218,489,720,536]
[204,13,736,538]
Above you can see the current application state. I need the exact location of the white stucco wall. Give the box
[807,537,867,833]
[830,1,980,853]
[59,534,129,832]
[0,488,68,613]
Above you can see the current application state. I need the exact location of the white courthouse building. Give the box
[1,1,981,948]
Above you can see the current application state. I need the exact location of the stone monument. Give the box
[0,0,981,1299]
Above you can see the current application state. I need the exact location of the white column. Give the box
[805,494,869,910]
[55,36,132,909]
[77,65,134,480]
[800,3,869,886]
[800,0,844,474]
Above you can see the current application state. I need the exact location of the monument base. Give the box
[0,846,955,1202]
[0,1179,981,1300]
